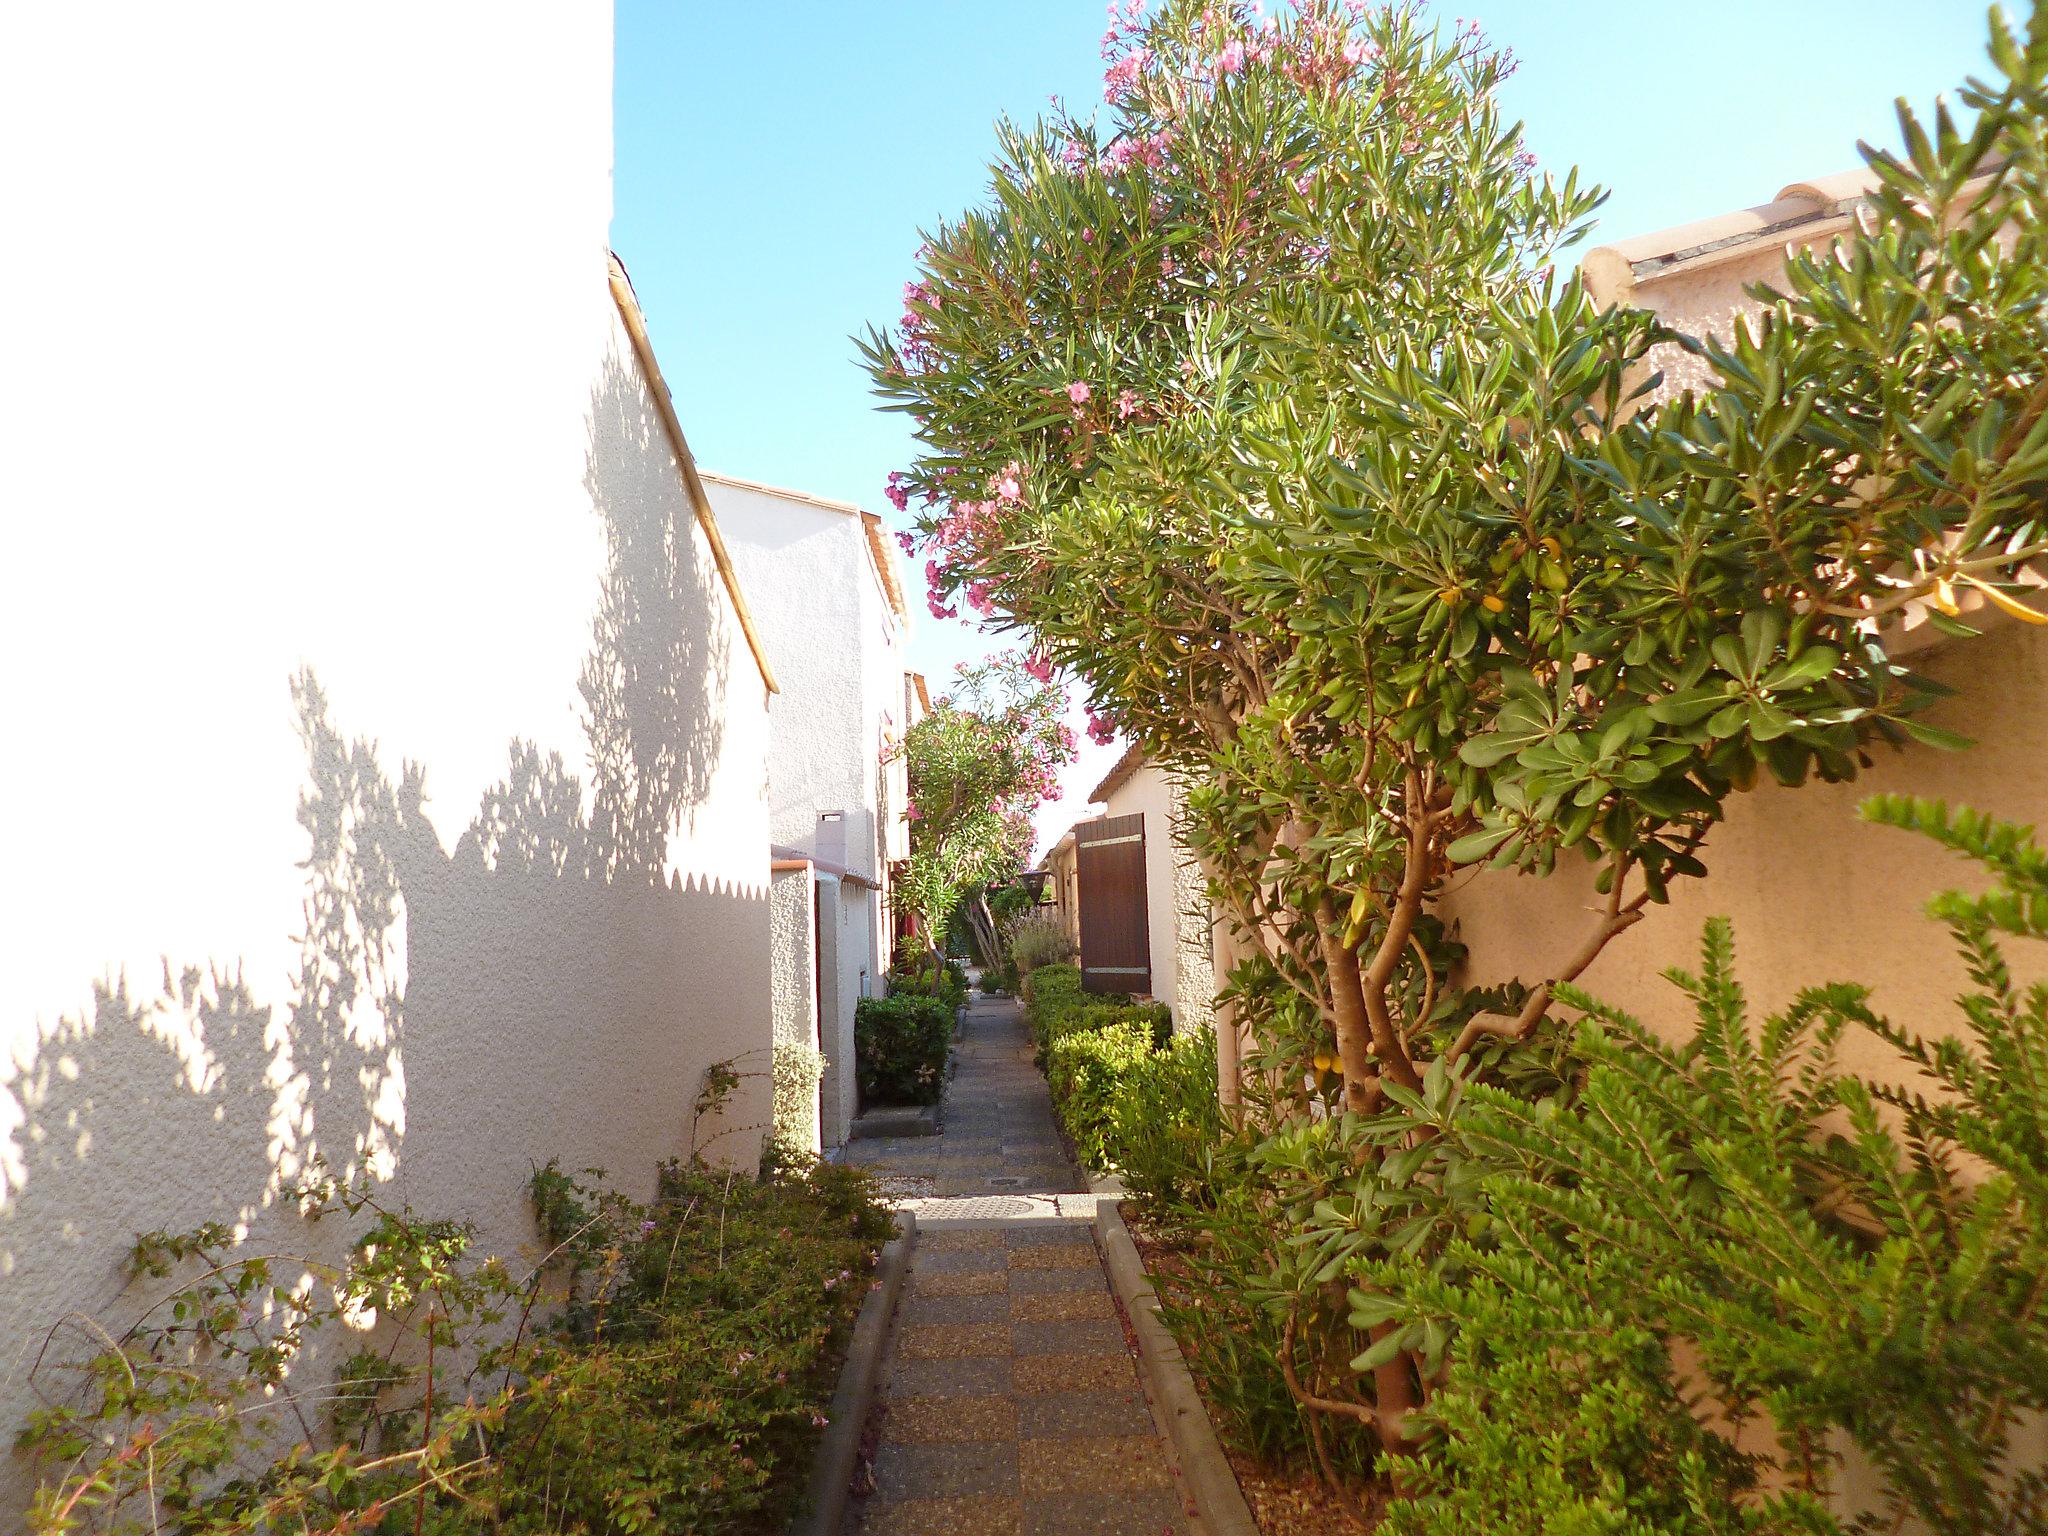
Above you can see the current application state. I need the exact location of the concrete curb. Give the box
[1096,1199,1260,1536]
[792,1209,917,1536]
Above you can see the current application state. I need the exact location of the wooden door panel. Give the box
[1076,813,1150,995]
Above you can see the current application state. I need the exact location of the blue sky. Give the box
[612,0,1995,844]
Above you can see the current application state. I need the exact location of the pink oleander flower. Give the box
[897,531,916,553]
[966,582,992,613]
[907,801,921,821]
[1215,39,1245,75]
[1116,388,1141,421]
[1103,48,1148,101]
[1067,381,1093,405]
[1085,711,1116,745]
[885,472,910,512]
[1024,651,1054,684]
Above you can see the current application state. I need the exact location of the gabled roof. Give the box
[861,511,910,625]
[606,255,778,694]
[697,470,912,629]
[1089,743,1146,805]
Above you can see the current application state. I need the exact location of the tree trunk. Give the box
[1206,875,1250,1117]
[963,890,1003,970]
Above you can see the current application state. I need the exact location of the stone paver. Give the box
[842,991,1189,1535]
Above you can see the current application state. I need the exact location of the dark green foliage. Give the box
[1377,798,2048,1535]
[856,993,954,1106]
[21,1156,892,1535]
[1020,962,1169,1057]
[889,954,969,1015]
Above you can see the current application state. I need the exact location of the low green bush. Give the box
[1107,1027,1224,1218]
[1044,1021,1158,1169]
[22,1156,892,1536]
[1021,962,1169,1055]
[855,993,953,1106]
[888,954,968,1015]
[1376,798,2048,1536]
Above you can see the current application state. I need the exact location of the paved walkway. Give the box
[841,990,1190,1535]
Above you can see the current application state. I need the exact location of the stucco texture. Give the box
[716,480,907,1143]
[1448,222,2048,1079]
[1445,609,2048,1083]
[0,8,775,1507]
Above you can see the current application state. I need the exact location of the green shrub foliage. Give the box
[855,993,954,1107]
[1074,799,2048,1528]
[1045,1022,1160,1169]
[1108,1027,1225,1217]
[881,0,2048,1484]
[1374,797,2048,1536]
[1005,909,1076,978]
[21,1157,892,1535]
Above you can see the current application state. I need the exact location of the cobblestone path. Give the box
[841,990,1190,1535]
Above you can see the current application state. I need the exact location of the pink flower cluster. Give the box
[898,278,943,369]
[1103,127,1176,172]
[1085,710,1116,746]
[1103,45,1150,101]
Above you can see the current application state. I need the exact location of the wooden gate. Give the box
[1076,813,1150,995]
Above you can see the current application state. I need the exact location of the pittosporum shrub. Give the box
[1105,1027,1226,1218]
[855,993,953,1106]
[888,954,969,1015]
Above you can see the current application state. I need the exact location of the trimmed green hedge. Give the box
[1045,1023,1157,1169]
[1021,963,1170,1056]
[855,993,952,1106]
[1025,962,1181,1169]
[889,955,969,1015]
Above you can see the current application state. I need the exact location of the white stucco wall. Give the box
[716,481,910,1139]
[0,4,775,1508]
[770,868,820,1053]
[712,482,900,881]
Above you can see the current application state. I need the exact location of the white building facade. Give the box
[0,5,780,1505]
[712,475,923,1148]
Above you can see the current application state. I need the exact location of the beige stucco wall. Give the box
[0,5,776,1509]
[1447,223,2048,1072]
[1444,612,2048,1077]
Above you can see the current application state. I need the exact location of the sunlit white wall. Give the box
[0,2,775,1501]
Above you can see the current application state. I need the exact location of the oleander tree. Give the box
[864,0,2048,1099]
[864,0,2048,1460]
[895,655,1074,968]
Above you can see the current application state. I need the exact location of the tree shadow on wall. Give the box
[0,347,765,1510]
